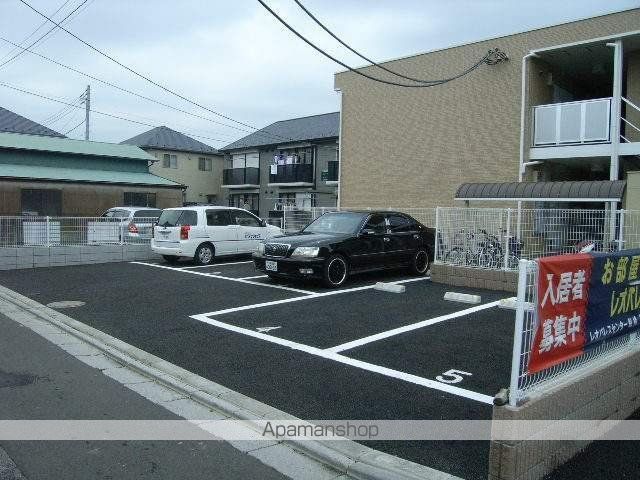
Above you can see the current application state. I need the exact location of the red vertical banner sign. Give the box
[528,254,593,374]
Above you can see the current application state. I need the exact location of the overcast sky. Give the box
[0,0,636,148]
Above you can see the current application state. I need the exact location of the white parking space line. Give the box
[181,260,254,269]
[323,300,502,354]
[196,277,432,318]
[131,262,314,295]
[189,313,494,405]
[238,275,269,280]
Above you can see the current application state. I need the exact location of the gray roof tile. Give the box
[121,126,218,154]
[222,112,339,151]
[0,107,65,137]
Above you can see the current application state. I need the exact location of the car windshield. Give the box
[157,210,197,227]
[302,212,364,234]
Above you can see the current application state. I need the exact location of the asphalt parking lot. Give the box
[0,257,515,480]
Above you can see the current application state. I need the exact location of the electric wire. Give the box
[258,0,493,88]
[0,36,261,139]
[18,0,291,142]
[0,0,89,70]
[0,81,227,144]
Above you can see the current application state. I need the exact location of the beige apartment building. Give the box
[122,126,223,205]
[334,8,640,209]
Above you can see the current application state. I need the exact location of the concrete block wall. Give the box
[0,244,160,270]
[489,347,640,480]
[430,263,518,292]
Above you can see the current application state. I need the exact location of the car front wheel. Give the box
[194,244,214,265]
[409,248,430,275]
[323,254,348,288]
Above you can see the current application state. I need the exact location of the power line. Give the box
[40,94,84,126]
[64,118,85,135]
[0,36,261,139]
[18,0,291,142]
[257,0,498,88]
[294,0,448,85]
[0,0,89,70]
[0,81,227,145]
[0,0,73,64]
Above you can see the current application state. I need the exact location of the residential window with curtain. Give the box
[162,154,178,169]
[199,157,212,171]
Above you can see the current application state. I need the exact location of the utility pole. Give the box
[84,85,90,141]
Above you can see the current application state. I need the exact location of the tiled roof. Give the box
[121,126,218,154]
[0,107,65,137]
[222,112,339,151]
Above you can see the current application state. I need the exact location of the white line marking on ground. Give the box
[238,275,269,280]
[324,300,501,354]
[181,260,254,269]
[131,262,314,295]
[195,277,431,317]
[189,314,493,405]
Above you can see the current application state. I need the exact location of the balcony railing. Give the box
[269,163,313,184]
[327,160,339,182]
[532,98,611,146]
[223,167,260,186]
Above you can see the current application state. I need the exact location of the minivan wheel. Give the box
[194,244,214,265]
[323,254,348,288]
[163,255,179,265]
[409,248,430,275]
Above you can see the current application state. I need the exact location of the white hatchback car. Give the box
[152,206,283,265]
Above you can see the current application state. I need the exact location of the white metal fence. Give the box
[0,216,158,247]
[509,259,640,406]
[282,206,437,233]
[435,207,640,270]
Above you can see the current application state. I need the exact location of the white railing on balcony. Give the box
[532,98,611,146]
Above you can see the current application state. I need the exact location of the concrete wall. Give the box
[430,263,518,293]
[148,148,224,204]
[0,244,159,270]
[489,346,640,480]
[0,180,183,216]
[334,9,640,209]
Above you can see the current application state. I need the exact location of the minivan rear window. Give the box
[157,210,198,227]
[133,209,161,219]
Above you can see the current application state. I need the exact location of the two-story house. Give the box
[122,126,224,205]
[334,8,640,211]
[219,112,339,219]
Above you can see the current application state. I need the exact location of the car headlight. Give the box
[256,243,265,254]
[291,247,320,257]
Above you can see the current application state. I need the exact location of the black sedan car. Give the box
[253,211,435,288]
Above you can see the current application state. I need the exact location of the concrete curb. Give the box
[0,285,461,480]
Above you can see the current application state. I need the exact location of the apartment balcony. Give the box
[268,163,314,186]
[529,97,640,161]
[529,98,613,160]
[326,160,339,184]
[222,167,260,188]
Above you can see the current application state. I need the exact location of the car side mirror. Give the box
[360,228,376,236]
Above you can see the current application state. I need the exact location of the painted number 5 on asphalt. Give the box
[435,369,472,384]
